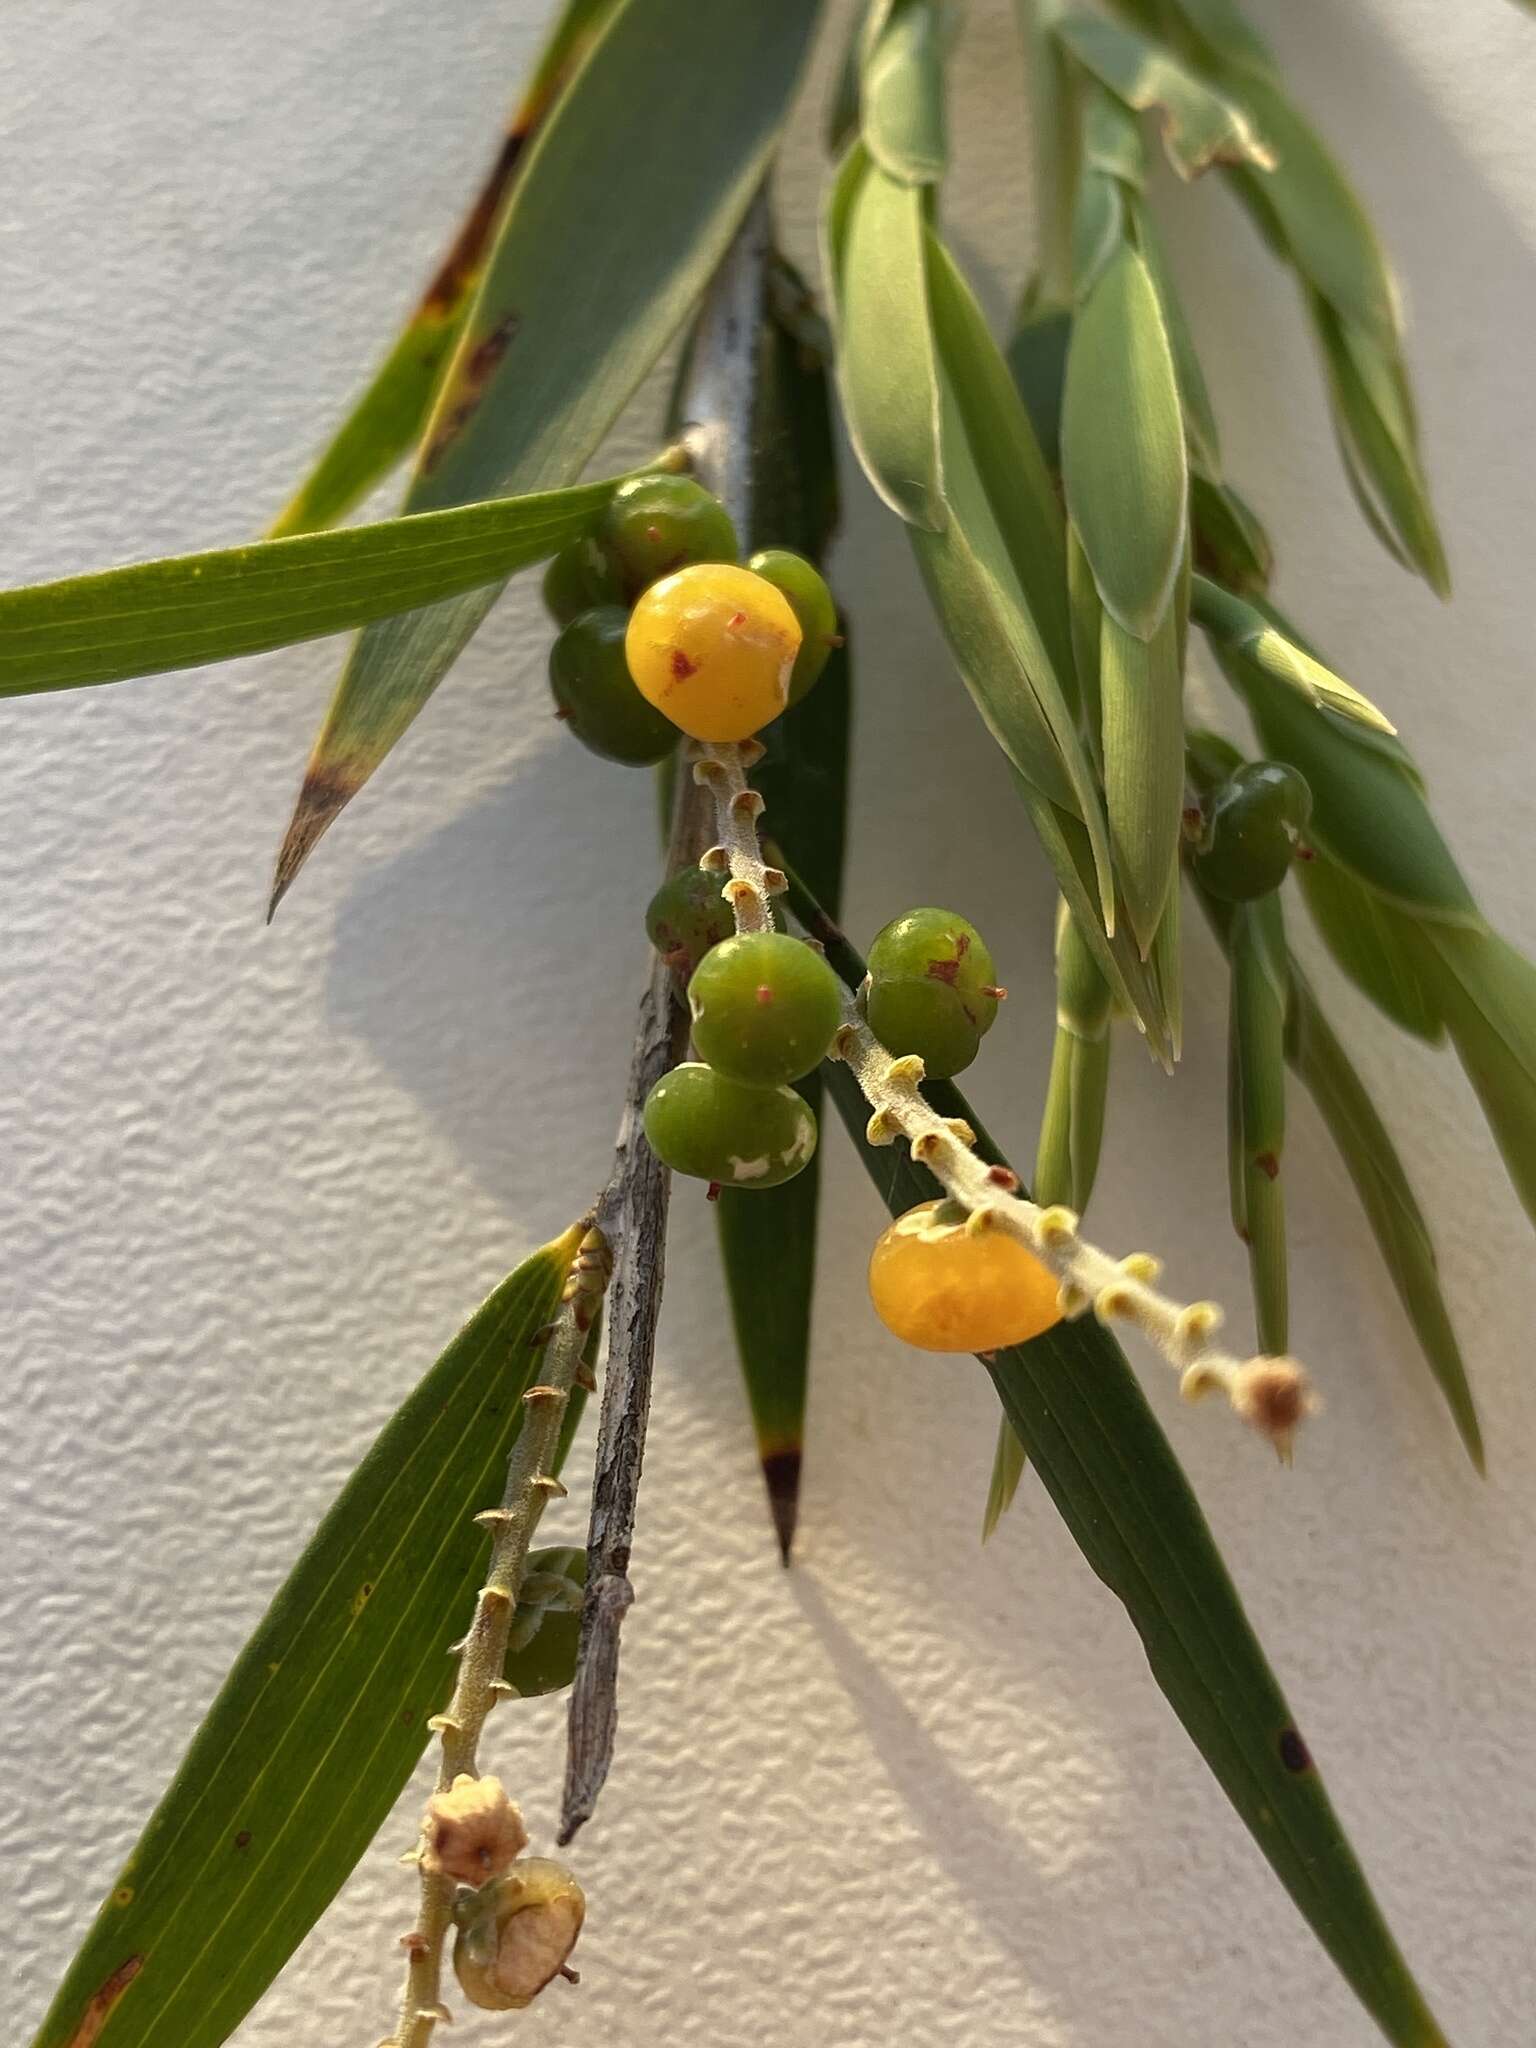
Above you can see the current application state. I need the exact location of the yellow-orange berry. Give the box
[624,563,802,742]
[868,1199,1063,1354]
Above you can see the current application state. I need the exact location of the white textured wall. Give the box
[4,3,1534,2044]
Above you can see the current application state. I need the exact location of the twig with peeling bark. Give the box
[559,188,771,1846]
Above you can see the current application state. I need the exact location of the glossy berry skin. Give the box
[687,931,843,1086]
[746,549,838,706]
[625,564,802,742]
[1192,761,1312,902]
[541,537,624,625]
[865,908,999,1079]
[596,474,739,600]
[643,1063,817,1189]
[548,606,677,766]
[868,1199,1063,1353]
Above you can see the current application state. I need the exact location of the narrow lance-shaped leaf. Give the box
[270,0,823,914]
[1191,854,1482,1470]
[267,0,620,539]
[1287,967,1484,1471]
[1062,237,1187,641]
[1419,926,1536,1234]
[824,146,946,529]
[792,877,1449,2048]
[0,481,620,700]
[1297,851,1446,1045]
[29,1225,583,2048]
[1129,0,1448,589]
[1191,574,1396,734]
[715,265,851,1561]
[1052,8,1275,179]
[1228,891,1290,1354]
[1101,598,1185,956]
[982,1419,1029,1542]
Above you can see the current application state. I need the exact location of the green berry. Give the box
[548,606,677,766]
[645,868,736,976]
[865,908,1001,1078]
[597,474,739,600]
[542,537,624,625]
[687,931,843,1086]
[746,548,838,705]
[1192,762,1312,901]
[643,1063,818,1188]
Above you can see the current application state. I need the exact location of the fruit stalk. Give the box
[388,1227,612,2048]
[707,755,1315,1451]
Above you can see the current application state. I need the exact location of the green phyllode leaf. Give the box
[1051,7,1274,180]
[30,1224,585,2048]
[267,0,621,539]
[1227,892,1291,1354]
[714,263,851,1562]
[859,0,951,186]
[800,897,1449,2048]
[0,481,621,700]
[269,0,823,914]
[1191,854,1482,1470]
[1116,0,1448,590]
[982,1417,1029,1541]
[1058,91,1191,959]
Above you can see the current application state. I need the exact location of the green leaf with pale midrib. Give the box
[0,485,619,699]
[268,0,620,539]
[271,0,823,911]
[806,926,1446,2047]
[30,1226,581,2048]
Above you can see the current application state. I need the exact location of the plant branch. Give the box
[559,186,773,1846]
[388,1226,612,2048]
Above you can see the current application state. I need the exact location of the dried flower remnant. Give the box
[420,1775,528,1887]
[452,1860,587,2012]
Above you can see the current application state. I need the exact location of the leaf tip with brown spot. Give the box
[267,770,359,922]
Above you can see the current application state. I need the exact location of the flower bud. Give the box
[452,1859,586,2011]
[420,1775,528,1887]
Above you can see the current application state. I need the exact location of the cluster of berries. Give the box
[547,473,1060,1358]
[543,470,838,759]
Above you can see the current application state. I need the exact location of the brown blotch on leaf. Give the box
[1278,1728,1313,1773]
[419,132,525,318]
[1255,1152,1280,1181]
[64,1956,144,2048]
[421,312,521,473]
[234,1829,252,1850]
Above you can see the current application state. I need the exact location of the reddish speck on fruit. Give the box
[670,649,697,680]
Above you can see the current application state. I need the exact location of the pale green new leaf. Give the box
[1053,9,1274,179]
[1286,970,1483,1469]
[1191,574,1395,733]
[1228,893,1290,1354]
[1101,600,1185,953]
[0,481,615,699]
[270,0,822,911]
[1062,238,1188,638]
[1421,927,1536,1231]
[1138,207,1222,473]
[983,1418,1029,1540]
[826,149,946,529]
[860,0,950,184]
[1298,851,1446,1045]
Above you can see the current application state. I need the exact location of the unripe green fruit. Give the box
[597,473,739,600]
[541,537,624,625]
[687,931,843,1085]
[643,1063,817,1188]
[1192,761,1312,902]
[865,908,1000,1079]
[746,548,838,705]
[548,606,677,766]
[645,868,786,974]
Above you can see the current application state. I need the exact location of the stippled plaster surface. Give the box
[3,3,1534,2044]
